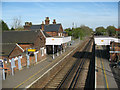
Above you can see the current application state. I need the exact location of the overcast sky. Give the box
[2,2,118,30]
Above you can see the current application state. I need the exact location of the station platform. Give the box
[2,38,84,89]
[95,45,118,89]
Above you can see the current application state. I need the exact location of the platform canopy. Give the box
[46,36,71,45]
[94,36,120,45]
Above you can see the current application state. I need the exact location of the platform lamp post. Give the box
[53,45,55,59]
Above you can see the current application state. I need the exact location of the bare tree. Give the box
[11,16,23,30]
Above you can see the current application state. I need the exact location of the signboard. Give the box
[109,51,120,53]
[28,49,36,52]
[101,40,104,42]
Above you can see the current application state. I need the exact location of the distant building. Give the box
[24,17,68,37]
[110,41,120,62]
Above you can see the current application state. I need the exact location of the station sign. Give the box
[101,40,104,42]
[28,49,36,52]
[109,51,120,53]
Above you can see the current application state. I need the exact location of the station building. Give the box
[0,30,48,77]
[94,36,120,62]
[0,17,71,79]
[24,17,71,55]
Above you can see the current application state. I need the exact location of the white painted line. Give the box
[26,43,79,88]
[95,56,97,89]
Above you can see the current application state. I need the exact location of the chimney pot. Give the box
[53,19,56,24]
[45,17,50,25]
[41,21,44,30]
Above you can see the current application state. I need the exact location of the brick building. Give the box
[24,17,68,37]
[110,41,120,62]
[1,30,48,77]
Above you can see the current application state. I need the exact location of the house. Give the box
[24,17,65,37]
[24,17,71,58]
[1,30,47,77]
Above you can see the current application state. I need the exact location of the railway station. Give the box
[1,34,120,89]
[1,18,120,89]
[94,36,120,88]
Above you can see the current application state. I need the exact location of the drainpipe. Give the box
[53,45,55,59]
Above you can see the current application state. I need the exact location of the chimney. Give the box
[53,19,56,24]
[24,22,32,30]
[45,17,50,25]
[41,21,44,31]
[25,22,32,26]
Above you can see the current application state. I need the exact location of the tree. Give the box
[64,25,93,40]
[11,27,15,30]
[2,20,9,31]
[11,16,23,30]
[95,26,106,35]
[106,26,116,36]
[64,28,73,36]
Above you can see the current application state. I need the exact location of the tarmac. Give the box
[2,38,84,89]
[95,45,118,89]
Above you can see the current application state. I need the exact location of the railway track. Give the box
[42,39,93,89]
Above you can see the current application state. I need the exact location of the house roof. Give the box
[0,43,16,57]
[42,31,51,37]
[2,30,40,44]
[30,24,61,32]
[2,30,41,57]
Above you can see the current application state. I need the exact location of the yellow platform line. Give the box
[14,60,52,89]
[102,60,109,90]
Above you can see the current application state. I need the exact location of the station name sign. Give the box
[27,49,36,52]
[109,51,120,53]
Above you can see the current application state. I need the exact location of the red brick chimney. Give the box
[24,22,32,30]
[45,17,50,25]
[53,19,56,24]
[41,21,44,31]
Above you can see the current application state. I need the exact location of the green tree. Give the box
[11,27,15,30]
[64,28,73,36]
[65,25,93,40]
[95,26,106,35]
[2,20,9,31]
[106,26,116,36]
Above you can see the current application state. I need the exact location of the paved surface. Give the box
[2,38,85,88]
[95,45,118,89]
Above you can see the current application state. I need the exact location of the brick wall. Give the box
[46,32,58,37]
[110,42,120,61]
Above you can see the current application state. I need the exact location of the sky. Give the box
[2,2,118,30]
